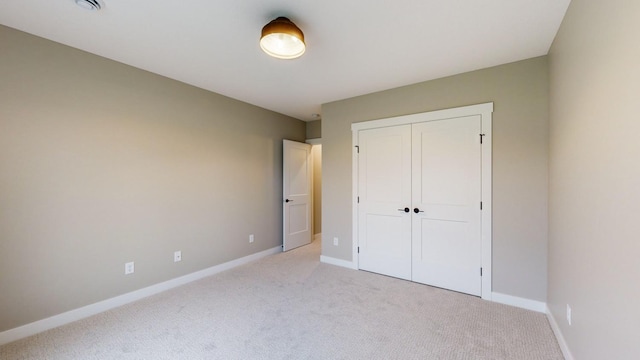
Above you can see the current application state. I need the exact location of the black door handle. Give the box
[414,208,424,213]
[397,207,410,213]
[285,199,293,203]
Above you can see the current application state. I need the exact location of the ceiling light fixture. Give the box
[260,17,306,60]
[75,0,104,11]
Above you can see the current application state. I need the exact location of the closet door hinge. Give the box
[355,145,360,153]
[480,267,483,276]
[480,134,485,144]
[358,247,360,254]
[357,196,360,203]
[480,201,483,210]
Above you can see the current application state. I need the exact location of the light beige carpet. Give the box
[0,240,563,359]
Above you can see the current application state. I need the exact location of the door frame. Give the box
[351,102,493,300]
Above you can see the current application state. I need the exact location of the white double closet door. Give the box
[357,115,483,296]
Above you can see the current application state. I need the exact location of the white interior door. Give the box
[411,116,482,295]
[283,140,312,251]
[357,125,412,280]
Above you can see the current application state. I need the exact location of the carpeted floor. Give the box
[0,240,563,359]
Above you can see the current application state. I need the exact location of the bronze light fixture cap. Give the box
[260,17,306,59]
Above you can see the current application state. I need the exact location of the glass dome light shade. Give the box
[260,17,306,59]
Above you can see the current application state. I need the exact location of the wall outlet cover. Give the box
[125,262,135,275]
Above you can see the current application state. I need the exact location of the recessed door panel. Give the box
[359,214,411,279]
[365,134,405,203]
[288,203,309,234]
[289,147,310,196]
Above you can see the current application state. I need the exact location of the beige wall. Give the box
[306,121,322,236]
[321,57,549,301]
[311,145,322,235]
[0,25,305,332]
[548,0,640,358]
[306,120,321,139]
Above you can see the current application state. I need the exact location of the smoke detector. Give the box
[75,0,104,11]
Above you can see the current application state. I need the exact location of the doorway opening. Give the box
[308,141,322,247]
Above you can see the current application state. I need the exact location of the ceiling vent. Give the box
[75,0,104,11]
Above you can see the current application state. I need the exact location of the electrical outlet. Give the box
[566,304,572,325]
[174,251,182,262]
[124,261,135,275]
[249,234,254,243]
[333,237,339,246]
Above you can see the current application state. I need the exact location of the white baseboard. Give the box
[546,305,574,360]
[0,246,282,346]
[491,292,547,313]
[314,233,321,242]
[320,255,357,270]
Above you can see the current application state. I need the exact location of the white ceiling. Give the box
[0,0,570,121]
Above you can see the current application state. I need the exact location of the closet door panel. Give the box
[357,125,412,280]
[411,115,482,296]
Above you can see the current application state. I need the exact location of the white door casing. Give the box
[351,103,493,300]
[283,140,312,251]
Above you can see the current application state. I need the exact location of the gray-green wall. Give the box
[311,144,322,235]
[548,0,640,358]
[0,25,305,332]
[321,57,549,302]
[306,120,321,139]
